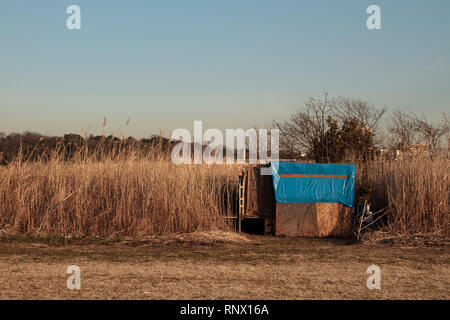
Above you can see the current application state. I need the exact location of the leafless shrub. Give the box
[414,113,449,156]
[387,110,418,151]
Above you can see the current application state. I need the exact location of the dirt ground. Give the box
[0,234,448,299]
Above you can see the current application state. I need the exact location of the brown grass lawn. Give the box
[0,234,448,300]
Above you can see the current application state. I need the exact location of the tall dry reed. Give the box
[0,147,241,237]
[357,155,449,236]
[0,139,448,238]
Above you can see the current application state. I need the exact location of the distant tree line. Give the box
[0,131,238,165]
[0,132,175,165]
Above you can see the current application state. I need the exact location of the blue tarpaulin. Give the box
[271,162,356,207]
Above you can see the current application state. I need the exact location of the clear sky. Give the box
[1,0,449,138]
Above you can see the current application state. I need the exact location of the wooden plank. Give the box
[315,203,353,237]
[264,217,273,235]
[244,166,275,218]
[275,203,318,236]
[275,202,353,237]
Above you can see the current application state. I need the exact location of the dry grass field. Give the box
[0,143,448,300]
[0,154,240,237]
[0,234,448,300]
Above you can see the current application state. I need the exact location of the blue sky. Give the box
[1,0,449,138]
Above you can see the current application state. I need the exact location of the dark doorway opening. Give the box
[241,218,266,235]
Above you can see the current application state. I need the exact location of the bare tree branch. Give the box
[387,110,418,151]
[414,113,449,155]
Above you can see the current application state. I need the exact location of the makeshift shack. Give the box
[239,162,355,237]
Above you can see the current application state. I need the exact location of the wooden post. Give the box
[356,200,367,240]
[238,170,245,234]
[237,172,241,233]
